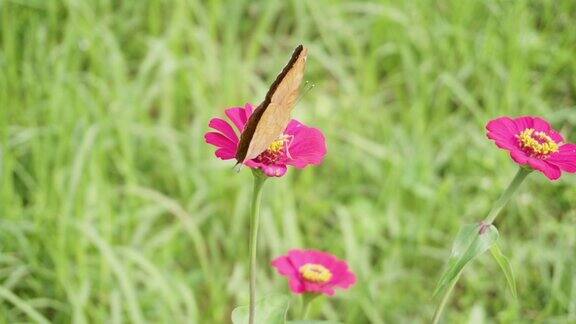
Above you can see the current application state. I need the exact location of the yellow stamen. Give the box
[517,128,559,156]
[299,263,332,283]
[267,138,285,154]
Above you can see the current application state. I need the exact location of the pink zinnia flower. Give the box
[486,116,576,180]
[205,103,327,177]
[271,249,356,296]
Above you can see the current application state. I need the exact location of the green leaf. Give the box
[231,294,290,324]
[490,244,517,298]
[434,223,499,297]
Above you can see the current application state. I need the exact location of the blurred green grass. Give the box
[1,0,576,323]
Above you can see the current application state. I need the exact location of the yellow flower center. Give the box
[517,128,559,157]
[267,138,285,154]
[299,263,332,283]
[256,136,289,165]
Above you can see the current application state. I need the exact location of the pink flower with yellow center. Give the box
[486,116,576,180]
[271,249,356,296]
[205,103,327,177]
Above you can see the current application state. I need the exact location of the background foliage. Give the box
[1,0,575,323]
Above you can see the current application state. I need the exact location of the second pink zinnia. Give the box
[486,116,576,180]
[271,249,356,296]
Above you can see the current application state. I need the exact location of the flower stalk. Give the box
[484,167,531,224]
[432,167,531,324]
[248,170,267,324]
[301,293,318,319]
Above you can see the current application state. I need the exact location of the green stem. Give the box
[484,167,531,224]
[432,167,531,324]
[432,273,460,324]
[248,171,267,324]
[301,294,318,320]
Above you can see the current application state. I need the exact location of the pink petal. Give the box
[489,133,519,150]
[309,250,339,268]
[285,125,327,168]
[321,287,336,296]
[486,117,519,138]
[559,143,576,154]
[510,150,529,165]
[528,158,561,180]
[225,106,250,132]
[287,249,311,268]
[244,160,287,177]
[215,148,235,160]
[547,143,576,173]
[302,281,327,294]
[289,278,305,294]
[326,265,357,290]
[260,164,287,177]
[243,103,255,116]
[204,132,236,150]
[531,116,564,142]
[548,129,564,143]
[285,119,304,133]
[244,160,259,168]
[514,116,534,131]
[486,118,521,150]
[532,117,551,132]
[329,259,351,275]
[322,289,336,296]
[326,260,355,289]
[271,256,298,276]
[336,271,357,288]
[548,159,576,173]
[209,118,238,143]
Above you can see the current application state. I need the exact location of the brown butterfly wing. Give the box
[236,45,308,163]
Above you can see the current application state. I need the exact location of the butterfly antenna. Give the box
[297,81,315,103]
[233,162,243,173]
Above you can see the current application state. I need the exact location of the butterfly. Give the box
[235,45,308,164]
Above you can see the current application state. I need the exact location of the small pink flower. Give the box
[271,249,356,296]
[486,116,576,180]
[205,103,327,177]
